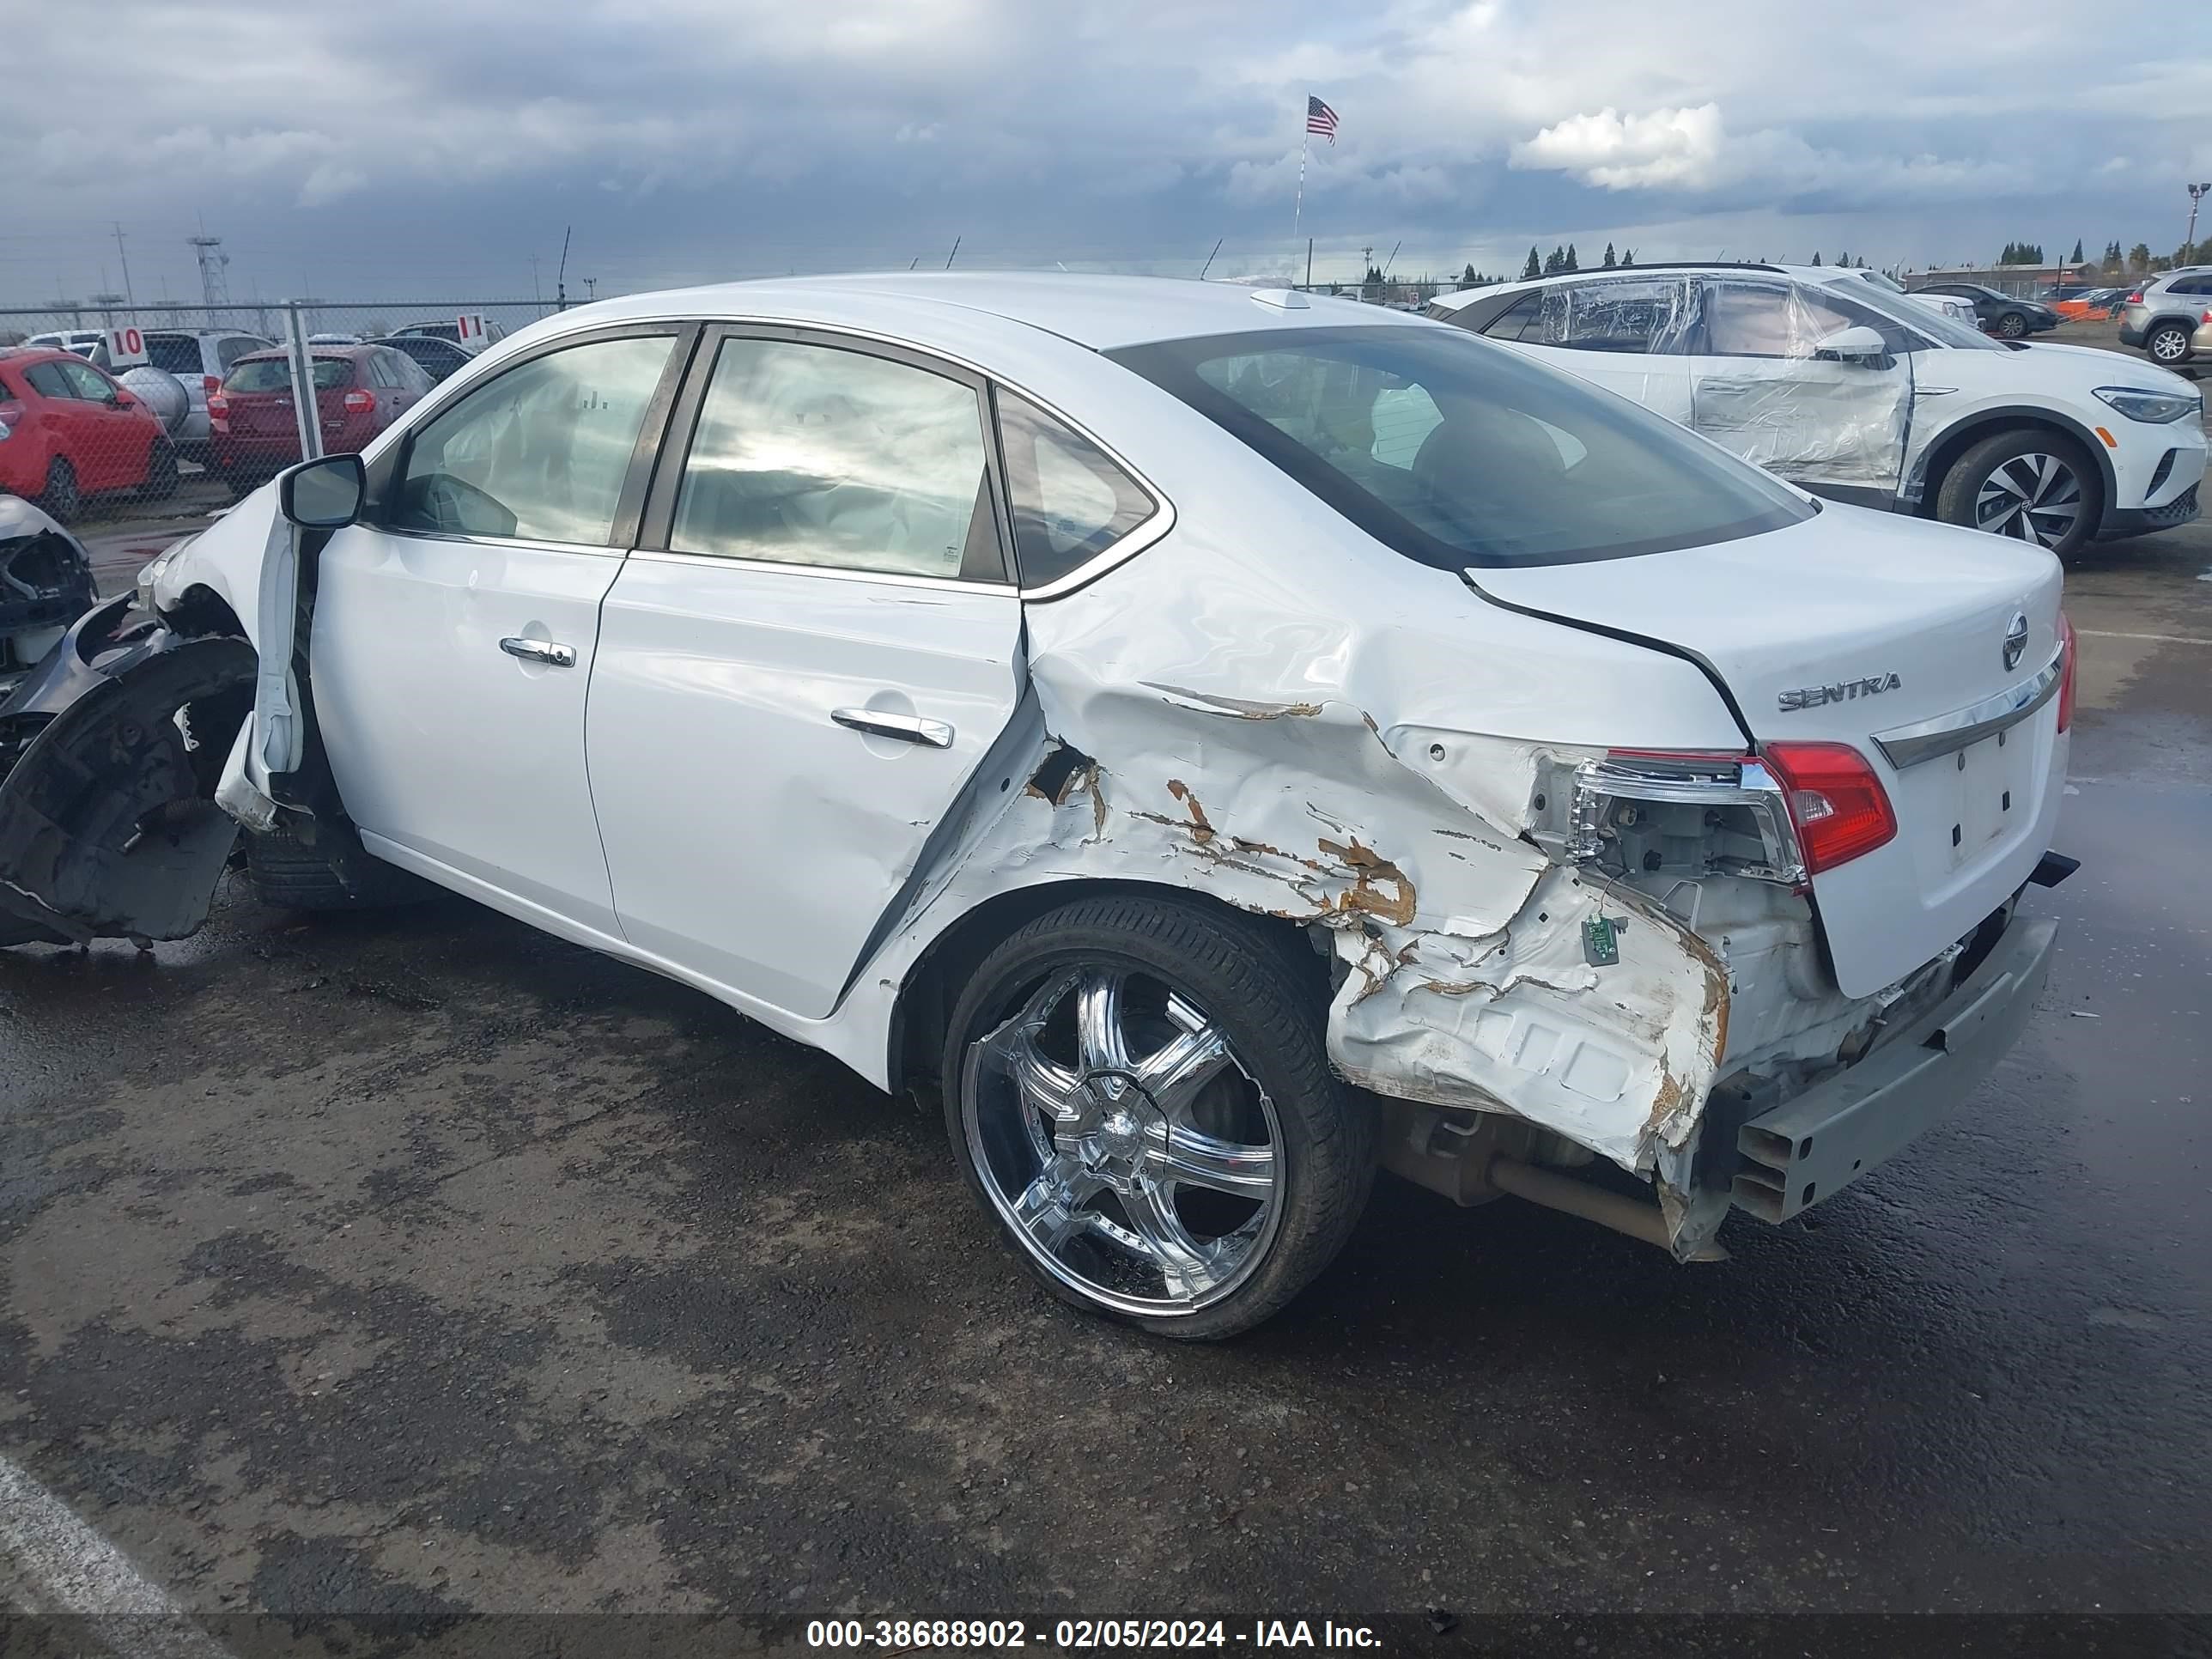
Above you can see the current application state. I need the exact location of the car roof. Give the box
[1426,262,1878,312]
[556,273,1431,352]
[232,343,380,361]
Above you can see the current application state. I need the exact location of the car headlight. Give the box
[2092,386,2203,424]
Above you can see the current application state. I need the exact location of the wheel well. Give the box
[886,879,1331,1096]
[162,583,246,641]
[1917,413,2111,519]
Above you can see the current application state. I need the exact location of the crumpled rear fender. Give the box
[880,660,1733,1249]
[0,632,254,946]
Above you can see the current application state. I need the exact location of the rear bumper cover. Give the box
[1730,911,2059,1223]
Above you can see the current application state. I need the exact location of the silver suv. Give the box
[2118,267,2212,368]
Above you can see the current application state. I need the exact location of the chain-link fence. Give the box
[0,300,558,527]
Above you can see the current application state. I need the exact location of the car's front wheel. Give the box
[942,896,1375,1340]
[1995,310,2029,338]
[2144,321,2192,366]
[1937,428,2098,557]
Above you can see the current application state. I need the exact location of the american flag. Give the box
[1306,95,1339,144]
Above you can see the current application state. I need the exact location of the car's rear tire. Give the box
[140,440,179,500]
[2145,321,2191,366]
[1995,310,2028,338]
[246,820,434,911]
[1936,428,2099,558]
[940,894,1376,1340]
[39,459,81,525]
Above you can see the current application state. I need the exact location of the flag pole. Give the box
[1292,118,1310,252]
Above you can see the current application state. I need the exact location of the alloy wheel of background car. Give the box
[944,895,1374,1340]
[38,459,80,526]
[1995,312,2027,337]
[1938,428,2096,558]
[2145,324,2191,365]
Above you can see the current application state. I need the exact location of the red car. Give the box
[0,347,176,523]
[210,344,434,496]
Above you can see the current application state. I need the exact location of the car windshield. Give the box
[1109,325,1813,568]
[1855,270,1908,295]
[1856,287,2002,351]
[225,357,352,392]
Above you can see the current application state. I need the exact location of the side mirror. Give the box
[1815,325,1890,363]
[278,453,366,529]
[112,390,138,409]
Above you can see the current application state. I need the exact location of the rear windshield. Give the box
[143,336,204,375]
[225,357,353,392]
[404,324,459,343]
[1108,325,1811,568]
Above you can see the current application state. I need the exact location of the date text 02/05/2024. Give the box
[805,1619,1383,1648]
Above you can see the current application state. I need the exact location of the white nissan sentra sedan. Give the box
[0,275,2076,1339]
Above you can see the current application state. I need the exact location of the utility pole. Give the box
[582,277,598,301]
[556,225,572,311]
[2188,183,2210,262]
[111,222,136,309]
[529,254,543,306]
[945,234,962,270]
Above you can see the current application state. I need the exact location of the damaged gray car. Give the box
[0,276,2077,1338]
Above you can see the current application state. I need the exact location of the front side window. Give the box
[671,337,999,581]
[1699,282,1869,358]
[391,334,675,544]
[996,392,1155,586]
[1109,325,1810,568]
[57,361,118,403]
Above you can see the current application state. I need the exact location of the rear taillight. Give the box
[207,392,229,419]
[2124,289,2143,303]
[203,374,222,396]
[0,398,21,437]
[2057,612,2077,733]
[342,388,375,414]
[1759,742,1898,875]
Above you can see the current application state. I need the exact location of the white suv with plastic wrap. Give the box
[1426,264,2204,556]
[0,276,2078,1339]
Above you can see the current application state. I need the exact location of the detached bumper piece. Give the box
[1731,912,2059,1223]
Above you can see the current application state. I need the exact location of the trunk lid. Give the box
[1473,501,2068,997]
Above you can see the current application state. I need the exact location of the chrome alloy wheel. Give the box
[962,966,1285,1316]
[1974,452,2084,548]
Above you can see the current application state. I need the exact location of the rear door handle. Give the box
[500,635,577,668]
[831,708,954,748]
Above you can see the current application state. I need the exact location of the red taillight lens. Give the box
[0,398,23,432]
[206,392,229,418]
[2124,289,2143,303]
[341,388,375,414]
[2057,612,2077,733]
[1760,742,1897,874]
[203,374,222,396]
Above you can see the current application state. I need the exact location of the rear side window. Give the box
[1480,293,1545,343]
[1109,325,1810,568]
[143,336,204,376]
[1479,279,1692,354]
[670,337,1000,581]
[22,362,74,399]
[995,392,1156,586]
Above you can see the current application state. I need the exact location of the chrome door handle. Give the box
[500,635,576,668]
[831,708,954,748]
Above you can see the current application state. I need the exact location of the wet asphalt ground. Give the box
[1,330,2208,1653]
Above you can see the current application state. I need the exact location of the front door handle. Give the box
[831,707,954,748]
[500,635,576,668]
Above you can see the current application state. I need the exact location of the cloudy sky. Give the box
[9,0,2210,309]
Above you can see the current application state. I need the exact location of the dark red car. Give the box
[209,344,434,496]
[0,347,175,523]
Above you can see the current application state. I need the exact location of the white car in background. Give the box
[1833,267,1982,326]
[1427,262,2203,555]
[0,276,2077,1338]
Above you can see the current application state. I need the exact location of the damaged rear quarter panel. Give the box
[849,416,1746,1212]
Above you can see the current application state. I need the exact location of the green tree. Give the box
[1620,247,1634,266]
[1462,262,1478,286]
[1810,251,1822,266]
[1522,246,1542,281]
[2069,238,2084,264]
[2129,242,2151,272]
[1542,244,1565,274]
[1601,241,1617,268]
[1564,242,1579,271]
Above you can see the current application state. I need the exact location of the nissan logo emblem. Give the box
[2003,613,2029,672]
